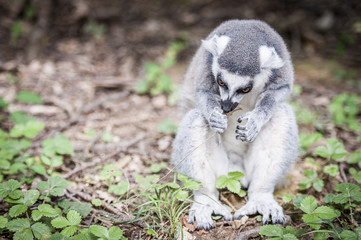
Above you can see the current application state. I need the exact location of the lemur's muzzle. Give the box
[221,99,238,113]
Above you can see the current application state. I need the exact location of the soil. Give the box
[0,0,360,239]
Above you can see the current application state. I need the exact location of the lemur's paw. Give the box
[234,195,285,225]
[188,200,232,230]
[236,111,262,142]
[209,107,228,133]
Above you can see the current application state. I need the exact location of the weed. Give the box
[216,171,246,197]
[134,41,186,105]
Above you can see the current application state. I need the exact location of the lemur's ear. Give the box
[202,35,230,57]
[259,45,284,69]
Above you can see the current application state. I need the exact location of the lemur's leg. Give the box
[234,104,298,224]
[172,109,232,230]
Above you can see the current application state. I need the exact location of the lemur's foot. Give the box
[209,107,228,133]
[234,193,285,224]
[188,196,232,230]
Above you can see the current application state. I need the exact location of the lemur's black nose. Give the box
[221,100,238,113]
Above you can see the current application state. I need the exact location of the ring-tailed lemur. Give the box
[172,20,298,230]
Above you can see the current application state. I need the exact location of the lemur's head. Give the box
[202,34,284,113]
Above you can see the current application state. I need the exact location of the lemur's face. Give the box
[212,61,253,113]
[202,34,285,114]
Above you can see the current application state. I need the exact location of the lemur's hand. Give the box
[209,107,228,133]
[236,111,263,142]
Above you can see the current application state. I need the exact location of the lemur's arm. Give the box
[195,56,227,133]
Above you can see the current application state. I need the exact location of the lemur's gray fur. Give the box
[172,20,299,230]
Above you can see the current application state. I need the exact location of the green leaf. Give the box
[49,175,69,189]
[0,216,8,228]
[315,146,331,158]
[67,210,81,226]
[313,178,324,192]
[37,181,50,191]
[282,194,296,203]
[0,184,9,198]
[323,194,335,203]
[109,226,123,240]
[61,226,78,237]
[183,179,201,190]
[6,218,31,231]
[51,216,70,228]
[31,222,51,239]
[313,206,337,219]
[259,225,283,237]
[42,134,73,156]
[216,175,228,189]
[147,162,167,173]
[108,181,128,196]
[304,169,317,179]
[135,174,159,189]
[340,230,358,240]
[10,120,45,138]
[312,206,336,219]
[157,119,178,134]
[10,111,34,124]
[335,183,360,193]
[89,225,108,238]
[0,97,8,109]
[350,168,361,183]
[101,131,113,143]
[31,164,46,175]
[47,233,71,240]
[9,204,27,217]
[299,178,313,190]
[175,190,189,201]
[348,150,361,164]
[302,213,322,229]
[314,232,329,240]
[333,193,349,204]
[299,132,322,150]
[7,179,21,191]
[23,190,39,206]
[228,171,244,180]
[323,164,339,177]
[226,179,241,194]
[91,199,102,207]
[32,210,42,221]
[283,233,298,240]
[16,91,43,104]
[14,228,33,240]
[299,196,317,214]
[38,204,59,217]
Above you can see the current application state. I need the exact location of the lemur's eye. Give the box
[241,87,251,93]
[237,87,251,94]
[218,79,225,87]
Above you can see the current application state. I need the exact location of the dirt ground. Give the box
[0,0,360,239]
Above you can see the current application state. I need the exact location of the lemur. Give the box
[172,20,299,230]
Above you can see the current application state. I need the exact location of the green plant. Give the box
[16,91,44,104]
[329,93,361,132]
[299,132,323,155]
[133,173,199,239]
[134,41,186,105]
[347,149,361,168]
[83,19,106,37]
[10,20,23,45]
[291,102,322,129]
[259,225,303,239]
[324,183,361,212]
[157,119,178,134]
[315,138,348,161]
[89,225,126,240]
[299,169,324,192]
[216,171,246,197]
[99,164,129,196]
